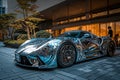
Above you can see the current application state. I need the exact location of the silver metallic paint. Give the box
[15,30,115,68]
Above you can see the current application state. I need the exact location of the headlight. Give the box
[37,43,53,56]
[15,54,21,62]
[23,45,37,54]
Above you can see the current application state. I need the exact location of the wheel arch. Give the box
[107,40,116,56]
[56,40,77,67]
[101,39,116,56]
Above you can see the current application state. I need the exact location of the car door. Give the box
[79,32,100,58]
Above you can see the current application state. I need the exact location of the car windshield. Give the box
[58,31,97,38]
[58,32,80,38]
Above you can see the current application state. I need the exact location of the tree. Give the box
[0,13,16,40]
[9,20,23,40]
[25,17,44,38]
[16,0,38,39]
[11,16,44,39]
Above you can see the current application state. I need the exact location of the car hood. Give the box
[15,37,77,55]
[15,38,52,54]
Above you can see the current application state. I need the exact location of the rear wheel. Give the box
[57,42,76,67]
[107,41,115,56]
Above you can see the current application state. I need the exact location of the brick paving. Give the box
[0,42,120,80]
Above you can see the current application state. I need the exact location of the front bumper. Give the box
[15,54,57,69]
[15,54,45,68]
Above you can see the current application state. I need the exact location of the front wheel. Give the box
[107,41,115,56]
[57,42,76,68]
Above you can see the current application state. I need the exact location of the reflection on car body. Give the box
[15,30,115,68]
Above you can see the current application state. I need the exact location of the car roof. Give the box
[64,30,89,34]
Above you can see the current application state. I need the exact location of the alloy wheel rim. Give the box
[60,44,75,66]
[108,43,114,55]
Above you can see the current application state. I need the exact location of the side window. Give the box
[92,34,97,38]
[79,32,91,38]
[59,32,80,38]
[70,32,79,37]
[83,33,91,38]
[79,32,86,38]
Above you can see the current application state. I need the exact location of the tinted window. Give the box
[0,0,2,6]
[59,32,80,38]
[79,32,86,38]
[78,32,92,38]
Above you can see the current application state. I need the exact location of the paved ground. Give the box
[0,42,120,80]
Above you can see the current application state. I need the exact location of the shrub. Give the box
[4,39,26,48]
[36,30,51,38]
[14,33,20,40]
[17,34,27,40]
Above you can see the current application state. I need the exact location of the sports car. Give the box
[15,30,115,68]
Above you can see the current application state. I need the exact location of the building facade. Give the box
[7,0,65,18]
[41,0,120,38]
[1,0,120,40]
[0,0,7,40]
[0,0,7,15]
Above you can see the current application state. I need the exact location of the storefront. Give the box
[52,22,120,37]
[41,0,120,38]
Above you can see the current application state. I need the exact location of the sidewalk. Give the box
[0,42,120,80]
[0,41,5,47]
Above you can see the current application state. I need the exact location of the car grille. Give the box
[20,56,32,65]
[16,55,45,66]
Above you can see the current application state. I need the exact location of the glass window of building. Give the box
[81,25,87,31]
[92,11,107,18]
[116,22,120,36]
[0,7,5,14]
[0,0,2,6]
[2,7,5,13]
[99,24,107,36]
[109,8,120,14]
[64,26,80,32]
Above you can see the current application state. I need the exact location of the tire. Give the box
[57,42,76,68]
[107,41,115,57]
